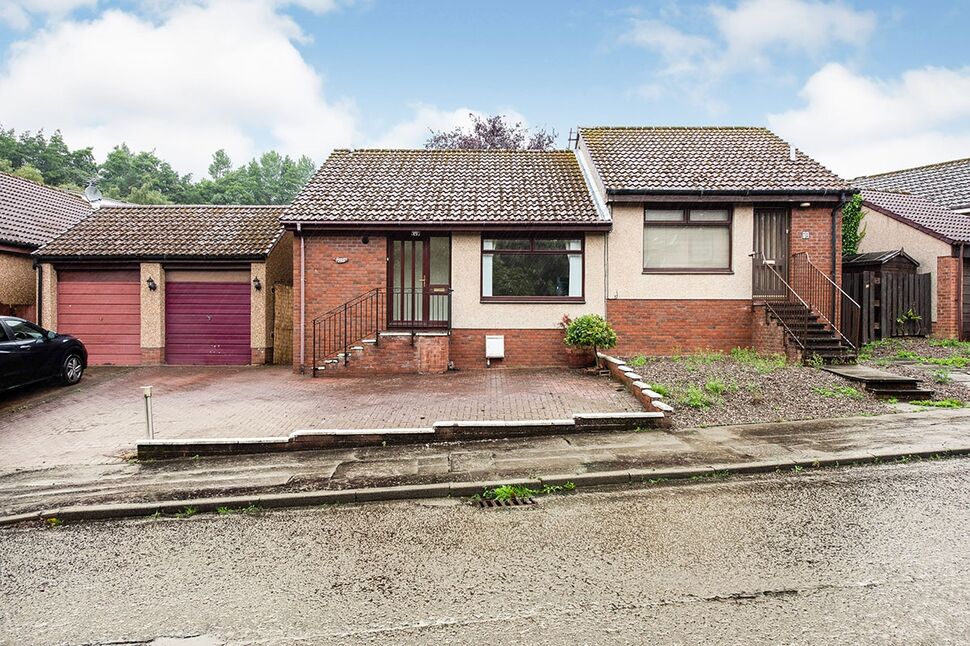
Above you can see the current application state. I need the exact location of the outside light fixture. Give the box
[146,277,157,291]
[252,276,262,291]
[799,202,812,208]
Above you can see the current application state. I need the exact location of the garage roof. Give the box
[35,204,286,260]
[862,189,970,244]
[0,172,93,249]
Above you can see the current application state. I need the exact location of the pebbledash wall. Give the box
[605,202,841,355]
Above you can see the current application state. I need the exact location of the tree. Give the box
[563,314,617,366]
[425,114,557,150]
[842,194,866,255]
[12,163,44,184]
[0,158,12,174]
[208,149,233,180]
[126,182,172,205]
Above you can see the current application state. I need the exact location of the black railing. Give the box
[790,252,861,350]
[753,253,810,350]
[311,288,452,375]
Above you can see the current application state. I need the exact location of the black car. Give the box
[0,316,87,392]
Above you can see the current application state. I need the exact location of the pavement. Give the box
[2,407,969,519]
[0,365,640,470]
[2,459,968,644]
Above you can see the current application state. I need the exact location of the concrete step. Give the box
[866,386,935,401]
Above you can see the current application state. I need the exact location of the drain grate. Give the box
[473,497,537,509]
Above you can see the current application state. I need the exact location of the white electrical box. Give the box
[485,335,505,359]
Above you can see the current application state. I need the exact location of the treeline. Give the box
[0,126,316,205]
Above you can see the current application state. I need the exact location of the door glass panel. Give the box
[429,236,450,322]
[392,240,403,321]
[413,240,423,321]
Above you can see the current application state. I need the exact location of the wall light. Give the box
[146,277,157,291]
[252,276,262,291]
[799,202,811,208]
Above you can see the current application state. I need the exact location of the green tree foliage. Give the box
[12,163,45,184]
[0,125,317,205]
[842,193,866,255]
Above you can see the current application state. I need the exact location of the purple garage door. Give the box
[165,282,251,365]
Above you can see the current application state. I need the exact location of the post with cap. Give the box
[141,385,155,440]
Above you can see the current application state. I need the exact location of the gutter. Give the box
[35,260,43,326]
[605,187,858,198]
[32,253,268,263]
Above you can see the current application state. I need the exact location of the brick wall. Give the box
[293,233,387,371]
[751,305,803,363]
[790,205,841,282]
[318,334,449,376]
[450,328,573,369]
[607,299,753,355]
[936,256,961,339]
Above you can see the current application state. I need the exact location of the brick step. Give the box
[866,386,935,401]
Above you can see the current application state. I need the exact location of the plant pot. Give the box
[564,346,595,368]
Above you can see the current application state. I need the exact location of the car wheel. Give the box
[61,353,84,386]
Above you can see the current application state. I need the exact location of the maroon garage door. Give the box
[165,282,250,365]
[57,270,141,365]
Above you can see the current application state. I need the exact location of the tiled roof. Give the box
[854,158,970,212]
[35,205,286,258]
[0,172,93,248]
[284,149,604,225]
[862,189,970,244]
[578,126,851,195]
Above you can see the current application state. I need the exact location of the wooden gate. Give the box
[842,271,931,343]
[272,284,293,365]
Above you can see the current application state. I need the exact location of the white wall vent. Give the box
[485,335,505,359]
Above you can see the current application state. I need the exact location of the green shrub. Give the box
[730,347,787,373]
[704,379,737,397]
[563,314,617,354]
[650,383,672,397]
[679,386,715,409]
[628,355,647,367]
[911,399,963,409]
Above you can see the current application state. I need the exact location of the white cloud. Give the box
[768,63,970,177]
[367,104,530,149]
[0,0,96,30]
[622,0,875,80]
[0,0,359,177]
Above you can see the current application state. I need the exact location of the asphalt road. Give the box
[2,459,969,645]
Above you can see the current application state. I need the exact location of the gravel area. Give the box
[858,337,970,403]
[624,350,890,429]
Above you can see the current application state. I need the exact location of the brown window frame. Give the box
[480,233,586,303]
[642,204,734,274]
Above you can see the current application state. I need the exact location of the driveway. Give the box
[0,365,640,470]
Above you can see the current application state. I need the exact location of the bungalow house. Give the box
[0,172,92,320]
[284,126,855,375]
[34,205,292,365]
[850,189,970,339]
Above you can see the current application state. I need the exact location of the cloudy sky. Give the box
[0,0,967,179]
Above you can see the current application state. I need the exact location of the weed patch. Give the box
[911,399,963,409]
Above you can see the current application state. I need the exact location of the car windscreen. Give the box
[4,319,46,341]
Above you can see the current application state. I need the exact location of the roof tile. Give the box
[0,172,93,248]
[35,205,285,258]
[578,126,850,194]
[854,158,970,212]
[862,189,970,244]
[284,149,602,225]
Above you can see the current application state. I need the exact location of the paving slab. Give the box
[2,408,969,518]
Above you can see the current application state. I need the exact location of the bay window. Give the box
[643,206,732,272]
[482,235,584,301]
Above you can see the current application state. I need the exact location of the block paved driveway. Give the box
[0,366,640,470]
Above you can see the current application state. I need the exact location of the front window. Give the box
[643,206,732,272]
[482,236,584,301]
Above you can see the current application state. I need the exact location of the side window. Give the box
[5,319,45,341]
[0,322,9,342]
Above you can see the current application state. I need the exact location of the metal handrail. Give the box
[752,254,810,350]
[790,252,861,350]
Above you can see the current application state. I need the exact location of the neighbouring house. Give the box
[851,189,970,339]
[284,127,856,375]
[855,157,970,214]
[0,172,92,321]
[575,126,855,361]
[33,205,292,366]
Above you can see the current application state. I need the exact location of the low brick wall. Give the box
[607,299,753,355]
[598,353,672,416]
[316,333,449,376]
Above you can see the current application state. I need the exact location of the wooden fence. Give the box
[272,284,293,365]
[842,271,931,344]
